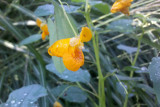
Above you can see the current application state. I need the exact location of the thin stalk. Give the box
[123,29,144,107]
[76,82,99,98]
[95,14,123,28]
[85,1,105,107]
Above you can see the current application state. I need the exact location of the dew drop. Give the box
[64,75,68,78]
[21,99,23,102]
[17,102,21,104]
[30,102,34,104]
[5,103,8,106]
[141,67,147,71]
[24,93,27,96]
[11,100,16,104]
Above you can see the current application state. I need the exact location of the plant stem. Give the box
[85,1,106,107]
[123,29,144,107]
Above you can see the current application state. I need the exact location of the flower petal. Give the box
[40,24,49,35]
[63,47,84,71]
[48,38,70,57]
[111,0,132,15]
[121,7,129,15]
[41,32,47,40]
[80,27,92,43]
[36,18,42,27]
[53,101,63,107]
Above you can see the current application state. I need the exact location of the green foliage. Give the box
[19,34,41,45]
[148,57,160,104]
[46,63,91,83]
[0,85,47,107]
[117,44,139,54]
[48,18,66,73]
[0,0,160,107]
[34,4,54,16]
[34,4,80,16]
[107,19,135,34]
[93,3,110,14]
[52,85,87,103]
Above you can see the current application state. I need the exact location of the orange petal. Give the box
[40,24,49,35]
[36,18,42,27]
[63,47,84,71]
[80,27,92,43]
[41,32,47,40]
[48,38,71,57]
[53,101,63,107]
[111,0,132,15]
[121,7,130,15]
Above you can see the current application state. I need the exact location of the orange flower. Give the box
[111,0,133,15]
[36,18,49,40]
[53,101,63,107]
[48,27,92,71]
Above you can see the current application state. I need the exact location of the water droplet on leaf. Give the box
[24,93,27,96]
[11,100,16,104]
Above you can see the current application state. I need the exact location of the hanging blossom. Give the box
[53,101,63,107]
[36,18,49,40]
[48,27,92,71]
[111,0,133,15]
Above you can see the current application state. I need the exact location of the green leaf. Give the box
[48,19,66,73]
[116,82,126,97]
[52,85,87,103]
[93,3,110,14]
[116,75,144,81]
[46,63,90,83]
[136,84,155,94]
[123,66,139,72]
[135,67,148,73]
[11,4,38,20]
[19,34,41,45]
[1,84,47,107]
[34,4,54,16]
[34,4,80,16]
[148,57,160,104]
[47,1,78,73]
[63,5,80,13]
[117,44,139,54]
[107,19,135,34]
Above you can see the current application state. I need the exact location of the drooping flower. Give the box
[36,18,49,40]
[111,0,133,15]
[48,27,92,71]
[53,101,63,107]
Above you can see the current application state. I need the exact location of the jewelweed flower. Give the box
[111,0,133,15]
[53,101,63,107]
[48,27,92,71]
[36,18,49,40]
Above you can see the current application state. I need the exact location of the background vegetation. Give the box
[0,0,160,107]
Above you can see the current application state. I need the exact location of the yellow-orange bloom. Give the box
[53,101,63,107]
[36,18,49,40]
[48,27,92,71]
[111,0,133,15]
[36,18,42,27]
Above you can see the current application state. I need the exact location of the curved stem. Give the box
[123,28,144,107]
[85,1,106,107]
